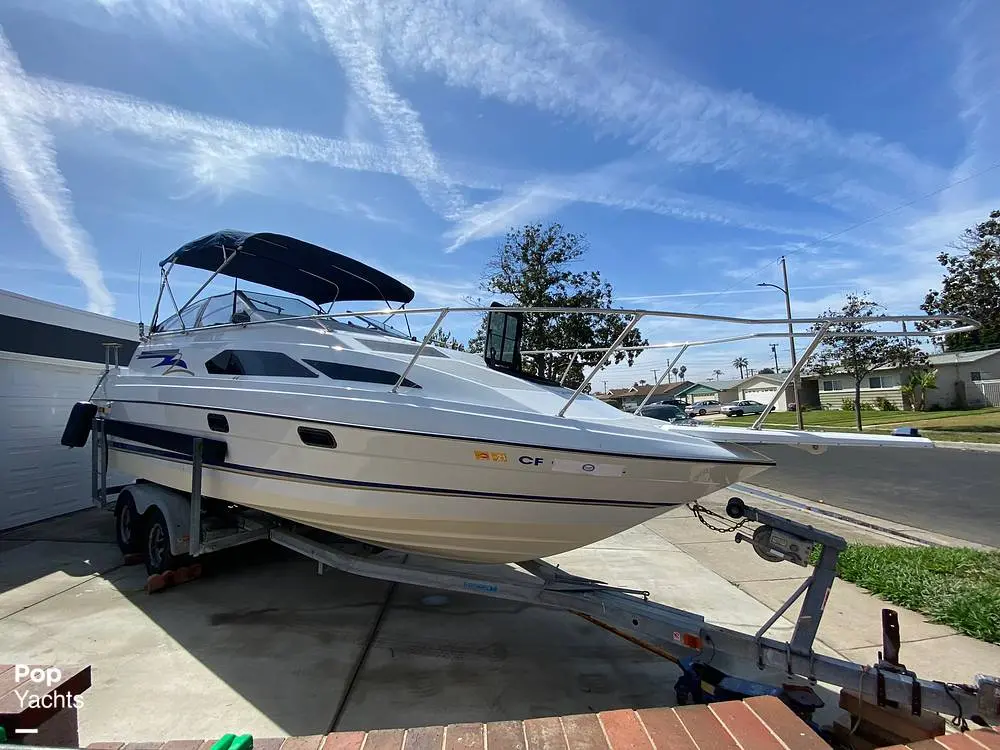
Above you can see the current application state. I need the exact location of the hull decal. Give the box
[109,441,677,509]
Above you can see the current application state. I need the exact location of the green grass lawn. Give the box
[723,407,1000,442]
[811,545,1000,644]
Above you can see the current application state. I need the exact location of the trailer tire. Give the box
[115,492,143,555]
[145,507,188,575]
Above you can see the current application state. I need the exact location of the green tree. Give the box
[468,222,647,388]
[429,328,466,351]
[812,293,927,431]
[732,356,749,378]
[920,208,1000,351]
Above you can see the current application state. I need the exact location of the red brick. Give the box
[560,714,610,750]
[162,741,204,750]
[282,736,326,750]
[254,739,288,750]
[486,721,526,750]
[87,744,126,750]
[196,739,217,750]
[937,734,995,750]
[365,729,406,750]
[969,729,1000,750]
[524,717,568,750]
[635,708,696,750]
[123,743,167,750]
[323,731,366,750]
[675,705,740,750]
[405,726,445,750]
[744,696,828,750]
[709,701,785,750]
[907,740,948,749]
[597,710,651,750]
[444,724,485,750]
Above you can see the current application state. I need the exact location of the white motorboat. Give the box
[66,230,971,563]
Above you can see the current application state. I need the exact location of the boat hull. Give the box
[105,400,771,563]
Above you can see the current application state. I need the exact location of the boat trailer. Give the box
[87,414,1000,730]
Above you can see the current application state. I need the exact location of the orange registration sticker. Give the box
[475,451,508,463]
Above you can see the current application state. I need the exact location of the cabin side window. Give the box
[205,350,319,378]
[303,359,421,389]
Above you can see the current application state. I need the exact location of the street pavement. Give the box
[748,444,999,547]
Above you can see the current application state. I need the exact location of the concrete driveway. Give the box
[0,499,813,744]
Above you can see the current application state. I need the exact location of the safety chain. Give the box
[687,502,750,534]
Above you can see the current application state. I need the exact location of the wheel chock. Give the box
[145,564,204,594]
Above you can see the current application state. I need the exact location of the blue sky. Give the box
[2,0,999,387]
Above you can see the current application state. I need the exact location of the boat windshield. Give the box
[242,291,322,318]
[154,289,414,338]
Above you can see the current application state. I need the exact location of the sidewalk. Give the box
[645,487,1000,690]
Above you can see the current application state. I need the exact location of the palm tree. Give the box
[732,357,749,379]
[713,369,724,380]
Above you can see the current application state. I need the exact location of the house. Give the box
[597,381,692,411]
[735,374,810,411]
[674,379,744,405]
[802,347,1000,410]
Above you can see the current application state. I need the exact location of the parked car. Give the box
[720,400,772,417]
[634,403,701,425]
[652,398,689,409]
[685,400,721,417]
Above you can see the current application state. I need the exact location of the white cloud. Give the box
[376,0,946,205]
[31,76,400,175]
[444,185,569,251]
[306,0,464,218]
[0,27,114,314]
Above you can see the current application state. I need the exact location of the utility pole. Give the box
[780,256,804,430]
[759,256,803,429]
[652,369,658,384]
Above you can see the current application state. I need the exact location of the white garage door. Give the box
[744,387,786,410]
[0,353,104,530]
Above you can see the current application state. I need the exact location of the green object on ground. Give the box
[816,544,1000,644]
[0,725,6,743]
[211,734,252,750]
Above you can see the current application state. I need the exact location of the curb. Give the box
[731,483,994,550]
[932,440,1000,453]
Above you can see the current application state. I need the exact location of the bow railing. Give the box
[146,303,978,424]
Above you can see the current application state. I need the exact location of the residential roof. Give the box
[741,374,786,385]
[928,347,1000,364]
[597,381,692,399]
[799,347,1000,380]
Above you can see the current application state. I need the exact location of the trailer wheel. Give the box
[145,507,185,575]
[115,493,143,555]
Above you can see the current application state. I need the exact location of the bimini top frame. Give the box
[148,230,415,332]
[143,294,977,422]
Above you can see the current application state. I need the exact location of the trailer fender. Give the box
[127,483,193,557]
